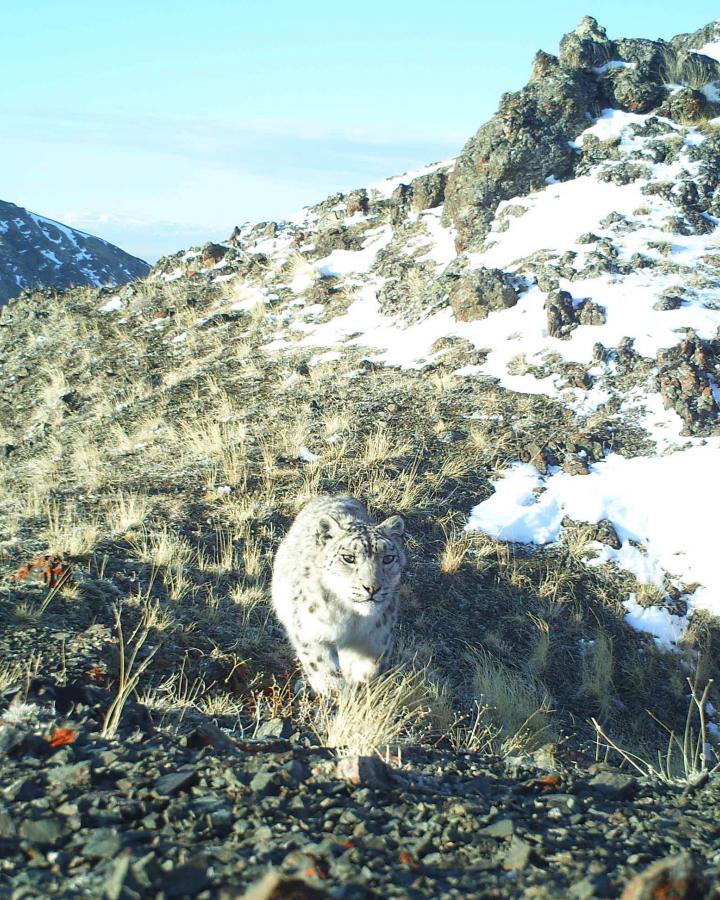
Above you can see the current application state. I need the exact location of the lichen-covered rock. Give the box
[670,20,720,54]
[345,189,369,217]
[558,16,614,69]
[545,289,578,339]
[576,134,622,175]
[313,226,364,256]
[578,300,607,326]
[227,225,244,246]
[654,286,689,311]
[201,243,229,265]
[563,455,589,475]
[597,162,652,185]
[248,221,278,241]
[653,292,683,311]
[410,171,447,212]
[656,331,720,435]
[593,519,622,549]
[448,267,519,322]
[443,22,602,251]
[620,853,715,900]
[388,183,412,224]
[656,87,718,123]
[602,68,665,113]
[662,213,715,236]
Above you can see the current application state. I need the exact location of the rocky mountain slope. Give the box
[1,16,720,898]
[0,200,149,305]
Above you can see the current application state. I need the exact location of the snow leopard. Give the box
[271,495,406,694]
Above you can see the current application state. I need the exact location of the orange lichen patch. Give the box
[399,850,422,871]
[86,665,107,685]
[302,864,329,881]
[535,774,562,791]
[15,554,72,589]
[48,728,77,748]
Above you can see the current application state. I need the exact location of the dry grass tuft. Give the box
[439,524,472,575]
[447,702,499,754]
[580,631,614,716]
[127,525,194,568]
[658,47,720,91]
[45,502,100,556]
[105,492,151,534]
[196,692,244,718]
[311,668,433,755]
[102,603,160,738]
[284,251,318,287]
[0,660,22,693]
[468,648,554,754]
[360,427,411,466]
[592,670,719,783]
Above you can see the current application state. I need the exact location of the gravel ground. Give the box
[2,671,719,899]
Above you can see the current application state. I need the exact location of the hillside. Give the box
[1,16,720,898]
[0,200,149,305]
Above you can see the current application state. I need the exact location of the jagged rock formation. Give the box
[443,16,720,251]
[0,200,149,305]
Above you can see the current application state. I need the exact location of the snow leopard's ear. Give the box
[316,514,343,546]
[379,515,404,540]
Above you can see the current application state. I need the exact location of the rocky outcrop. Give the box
[410,172,447,212]
[447,266,519,322]
[0,200,149,305]
[443,19,603,251]
[443,16,720,253]
[656,331,720,435]
[545,289,606,339]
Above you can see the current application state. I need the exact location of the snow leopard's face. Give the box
[317,515,405,615]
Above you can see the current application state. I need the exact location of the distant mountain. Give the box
[0,199,149,304]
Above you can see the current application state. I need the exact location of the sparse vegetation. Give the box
[467,648,555,753]
[3,15,720,898]
[658,46,720,91]
[101,603,161,738]
[1,30,719,781]
[592,671,720,783]
[311,668,434,756]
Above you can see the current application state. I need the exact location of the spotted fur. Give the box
[271,495,405,694]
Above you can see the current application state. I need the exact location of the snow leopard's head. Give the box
[316,514,405,614]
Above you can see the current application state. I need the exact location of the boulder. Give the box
[410,171,447,211]
[448,267,519,322]
[545,289,578,339]
[443,24,601,250]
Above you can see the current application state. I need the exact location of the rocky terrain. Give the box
[0,200,149,305]
[2,15,720,899]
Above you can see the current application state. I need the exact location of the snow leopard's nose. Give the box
[362,584,378,597]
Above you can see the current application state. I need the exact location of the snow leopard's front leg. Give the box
[294,637,344,695]
[338,645,380,686]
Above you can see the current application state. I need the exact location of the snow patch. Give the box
[100,296,123,313]
[466,445,720,642]
[316,225,393,277]
[369,158,455,199]
[693,40,720,62]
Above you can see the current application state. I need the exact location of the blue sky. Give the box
[2,2,718,262]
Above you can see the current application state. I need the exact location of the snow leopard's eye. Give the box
[382,555,396,565]
[341,553,356,564]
